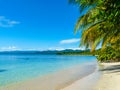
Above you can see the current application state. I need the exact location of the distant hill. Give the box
[56,49,91,55]
[0,49,85,55]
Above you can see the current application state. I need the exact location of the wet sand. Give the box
[0,64,98,90]
[60,68,100,90]
[61,62,120,90]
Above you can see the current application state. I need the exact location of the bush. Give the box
[96,47,120,62]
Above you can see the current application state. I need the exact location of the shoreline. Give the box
[2,61,119,90]
[0,63,98,90]
[60,65,100,90]
[61,62,120,90]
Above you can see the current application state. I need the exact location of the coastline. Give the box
[60,65,100,90]
[2,61,120,90]
[58,62,120,90]
[61,62,120,90]
[0,63,97,90]
[94,62,120,90]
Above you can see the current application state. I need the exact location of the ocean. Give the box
[0,54,97,86]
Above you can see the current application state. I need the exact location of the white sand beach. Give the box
[62,62,120,90]
[60,68,100,90]
[94,62,120,90]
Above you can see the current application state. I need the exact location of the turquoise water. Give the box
[0,54,97,86]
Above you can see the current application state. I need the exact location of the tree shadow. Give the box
[100,65,120,73]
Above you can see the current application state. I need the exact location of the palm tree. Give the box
[69,0,120,52]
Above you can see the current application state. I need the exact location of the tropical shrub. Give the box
[96,47,120,62]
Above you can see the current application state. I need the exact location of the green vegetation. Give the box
[96,47,120,62]
[57,47,120,62]
[69,0,120,62]
[57,50,92,55]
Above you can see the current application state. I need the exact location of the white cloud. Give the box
[48,47,65,51]
[60,38,80,44]
[0,46,21,51]
[47,47,85,51]
[66,47,85,50]
[0,16,20,27]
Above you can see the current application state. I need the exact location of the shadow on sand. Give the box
[100,65,120,73]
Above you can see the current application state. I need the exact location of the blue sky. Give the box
[0,0,83,51]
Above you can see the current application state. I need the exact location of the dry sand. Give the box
[60,68,100,90]
[62,62,120,90]
[94,62,120,90]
